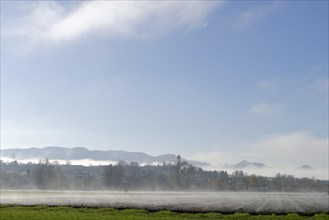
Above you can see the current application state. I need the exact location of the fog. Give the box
[1,190,328,214]
[2,157,326,180]
[0,157,168,167]
[206,166,328,180]
[0,157,116,166]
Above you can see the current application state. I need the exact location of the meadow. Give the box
[1,205,329,220]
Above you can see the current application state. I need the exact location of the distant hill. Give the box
[297,164,314,170]
[0,147,210,167]
[224,160,267,169]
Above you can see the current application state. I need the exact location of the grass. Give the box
[0,205,328,220]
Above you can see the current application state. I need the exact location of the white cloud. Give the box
[4,1,220,49]
[249,102,283,116]
[188,131,328,179]
[234,1,282,29]
[4,2,65,52]
[250,131,328,168]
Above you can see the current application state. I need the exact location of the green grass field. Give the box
[0,205,328,220]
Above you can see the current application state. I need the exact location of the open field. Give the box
[1,191,328,214]
[1,205,329,220]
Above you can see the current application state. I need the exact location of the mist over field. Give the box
[1,147,328,215]
[1,191,328,214]
[1,155,329,214]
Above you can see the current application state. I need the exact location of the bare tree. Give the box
[104,162,124,189]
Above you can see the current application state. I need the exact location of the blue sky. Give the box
[1,1,328,176]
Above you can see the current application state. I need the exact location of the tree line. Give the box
[0,157,327,192]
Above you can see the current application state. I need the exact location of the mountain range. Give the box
[223,160,268,169]
[0,146,210,167]
[297,164,314,170]
[1,147,315,175]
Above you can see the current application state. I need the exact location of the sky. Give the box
[1,1,328,177]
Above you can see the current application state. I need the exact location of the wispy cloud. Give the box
[256,78,280,93]
[249,102,283,116]
[4,1,221,50]
[303,65,326,80]
[310,78,329,93]
[300,65,329,96]
[234,1,282,29]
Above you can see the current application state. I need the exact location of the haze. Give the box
[1,1,328,178]
[1,191,328,214]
